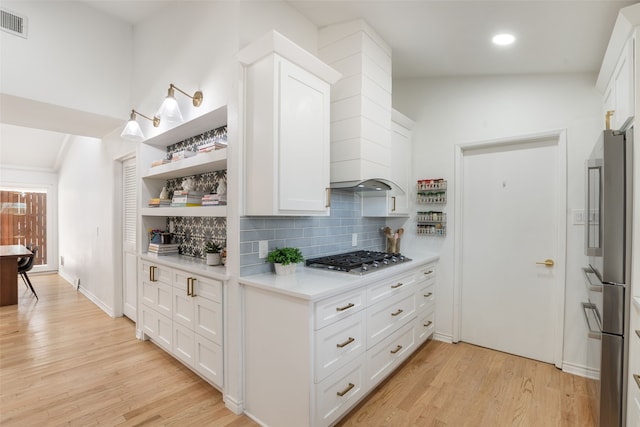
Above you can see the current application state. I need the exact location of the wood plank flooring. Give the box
[0,274,594,426]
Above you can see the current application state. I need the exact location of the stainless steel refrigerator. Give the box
[584,126,633,426]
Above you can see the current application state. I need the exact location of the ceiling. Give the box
[2,0,635,171]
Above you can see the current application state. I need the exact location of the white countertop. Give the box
[240,253,439,301]
[140,253,229,281]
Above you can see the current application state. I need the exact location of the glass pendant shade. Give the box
[121,117,144,141]
[157,95,183,124]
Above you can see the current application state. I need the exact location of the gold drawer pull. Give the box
[636,330,640,339]
[336,303,355,312]
[424,321,433,327]
[336,382,355,397]
[424,292,433,298]
[634,374,640,390]
[424,270,433,275]
[390,345,402,354]
[187,278,192,296]
[391,282,403,289]
[336,337,355,348]
[149,266,157,282]
[391,309,403,317]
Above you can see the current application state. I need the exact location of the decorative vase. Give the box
[206,253,221,266]
[274,263,297,275]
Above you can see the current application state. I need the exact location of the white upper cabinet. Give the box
[239,31,341,216]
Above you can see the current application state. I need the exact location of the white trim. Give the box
[79,286,116,318]
[562,361,599,380]
[453,129,567,368]
[433,332,454,344]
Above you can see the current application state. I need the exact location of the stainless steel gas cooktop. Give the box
[305,250,412,275]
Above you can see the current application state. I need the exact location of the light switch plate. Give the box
[259,240,268,258]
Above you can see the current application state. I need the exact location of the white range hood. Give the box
[318,20,399,192]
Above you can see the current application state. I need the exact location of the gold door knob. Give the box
[536,259,555,267]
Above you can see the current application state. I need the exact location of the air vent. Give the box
[1,8,27,38]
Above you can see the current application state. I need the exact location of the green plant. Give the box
[266,247,304,265]
[204,241,222,254]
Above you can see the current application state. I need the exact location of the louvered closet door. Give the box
[122,157,137,320]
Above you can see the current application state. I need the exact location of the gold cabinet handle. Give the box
[391,282,403,289]
[149,266,157,282]
[424,292,433,298]
[187,278,192,296]
[325,188,332,208]
[424,321,433,328]
[391,196,396,212]
[336,302,354,312]
[634,374,640,390]
[336,337,355,348]
[336,382,355,397]
[424,270,434,276]
[190,277,196,297]
[390,345,402,354]
[536,259,555,267]
[391,309,403,317]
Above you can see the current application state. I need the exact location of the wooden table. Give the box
[0,245,32,306]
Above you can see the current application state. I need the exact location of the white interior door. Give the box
[459,134,565,364]
[122,157,137,321]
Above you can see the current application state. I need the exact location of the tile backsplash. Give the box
[240,190,387,276]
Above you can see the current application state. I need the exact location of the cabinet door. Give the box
[613,39,634,130]
[388,120,411,215]
[194,297,223,345]
[195,334,223,387]
[173,323,195,368]
[173,284,195,329]
[278,59,330,214]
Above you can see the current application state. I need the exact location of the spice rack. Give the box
[416,179,447,236]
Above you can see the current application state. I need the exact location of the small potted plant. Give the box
[267,247,304,275]
[204,241,222,266]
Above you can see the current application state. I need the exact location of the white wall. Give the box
[392,73,602,372]
[0,1,132,122]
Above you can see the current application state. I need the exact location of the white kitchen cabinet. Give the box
[241,258,437,427]
[602,38,634,130]
[362,109,413,217]
[139,258,224,389]
[239,30,341,216]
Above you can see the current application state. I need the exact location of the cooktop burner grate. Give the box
[305,250,411,274]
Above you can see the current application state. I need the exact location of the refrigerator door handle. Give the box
[582,302,602,339]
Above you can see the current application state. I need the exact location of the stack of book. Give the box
[172,150,196,161]
[148,198,171,208]
[202,193,227,206]
[147,243,179,256]
[172,190,205,207]
[197,139,227,153]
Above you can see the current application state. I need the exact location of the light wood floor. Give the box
[0,274,594,426]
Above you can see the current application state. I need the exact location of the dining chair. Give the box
[18,246,38,299]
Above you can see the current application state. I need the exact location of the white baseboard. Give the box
[433,332,453,343]
[224,394,244,415]
[562,361,599,380]
[77,287,116,318]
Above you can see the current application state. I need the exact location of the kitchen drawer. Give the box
[173,285,195,329]
[141,306,172,352]
[415,309,435,344]
[315,354,366,427]
[366,320,415,389]
[174,270,222,303]
[141,261,172,286]
[367,271,415,305]
[173,322,195,368]
[416,263,436,283]
[195,333,223,388]
[366,289,416,349]
[315,310,366,383]
[315,287,366,330]
[142,280,172,318]
[195,297,223,345]
[416,281,435,313]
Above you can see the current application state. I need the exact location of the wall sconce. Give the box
[121,109,160,142]
[156,83,203,124]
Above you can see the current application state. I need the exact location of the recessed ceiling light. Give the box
[492,33,515,46]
